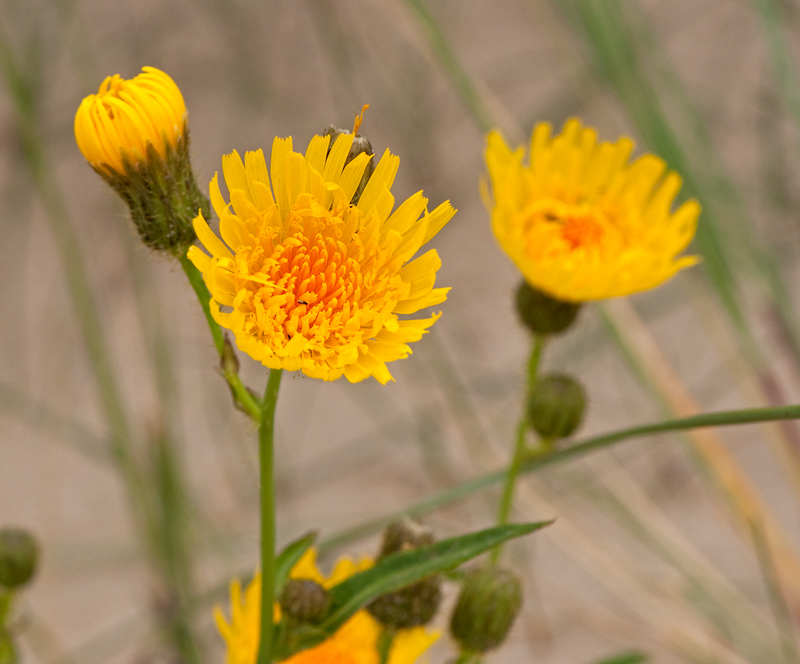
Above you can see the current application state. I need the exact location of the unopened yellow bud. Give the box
[75,67,186,175]
[74,67,209,255]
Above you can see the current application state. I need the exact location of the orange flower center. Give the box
[559,214,605,249]
[521,200,621,260]
[233,194,399,354]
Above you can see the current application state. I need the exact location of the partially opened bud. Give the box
[450,567,522,653]
[74,67,209,256]
[0,528,39,589]
[322,106,374,205]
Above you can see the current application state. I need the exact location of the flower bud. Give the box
[322,119,374,205]
[515,281,581,335]
[367,519,441,628]
[74,67,209,256]
[527,373,586,440]
[450,567,522,653]
[0,529,39,589]
[279,579,330,625]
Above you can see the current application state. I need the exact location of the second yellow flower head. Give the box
[486,119,700,302]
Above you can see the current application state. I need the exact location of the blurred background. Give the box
[2,0,800,662]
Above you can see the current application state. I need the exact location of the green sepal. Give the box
[274,531,317,595]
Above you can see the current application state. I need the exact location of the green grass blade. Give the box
[320,404,800,551]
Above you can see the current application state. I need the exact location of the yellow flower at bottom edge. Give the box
[188,133,455,384]
[485,118,700,302]
[215,549,440,664]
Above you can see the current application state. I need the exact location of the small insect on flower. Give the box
[485,118,700,302]
[188,125,455,384]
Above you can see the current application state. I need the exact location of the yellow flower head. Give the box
[74,66,187,175]
[486,118,700,302]
[215,549,439,664]
[188,133,455,384]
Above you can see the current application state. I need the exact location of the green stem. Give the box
[179,256,262,422]
[526,334,545,393]
[257,368,283,664]
[491,335,545,564]
[0,590,12,628]
[319,403,800,552]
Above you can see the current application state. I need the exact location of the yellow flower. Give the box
[486,118,700,302]
[215,549,439,664]
[74,66,186,175]
[188,133,454,384]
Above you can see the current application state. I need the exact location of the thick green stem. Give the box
[491,335,545,563]
[257,369,283,664]
[179,256,262,422]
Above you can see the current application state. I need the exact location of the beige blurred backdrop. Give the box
[2,0,800,663]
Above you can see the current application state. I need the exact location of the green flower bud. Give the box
[450,567,522,653]
[279,579,330,625]
[0,529,39,589]
[367,518,441,628]
[527,373,586,440]
[515,281,581,335]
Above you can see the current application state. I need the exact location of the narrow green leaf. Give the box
[591,653,647,664]
[274,531,317,595]
[321,522,551,633]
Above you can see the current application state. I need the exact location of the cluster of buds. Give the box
[74,67,209,257]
